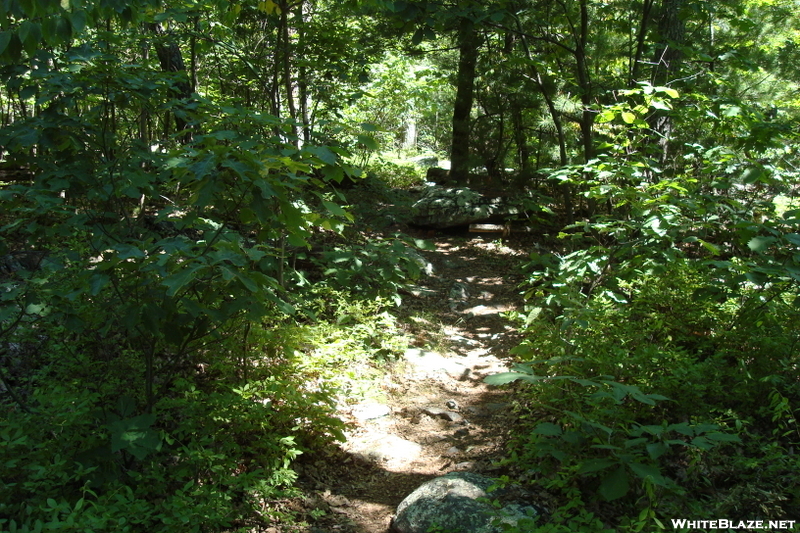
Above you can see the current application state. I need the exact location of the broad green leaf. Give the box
[596,109,616,123]
[658,87,679,98]
[163,263,205,297]
[411,28,424,45]
[690,436,713,450]
[0,31,11,55]
[322,200,347,218]
[668,422,694,436]
[784,233,800,246]
[650,99,671,111]
[483,372,534,385]
[741,166,763,184]
[748,236,776,253]
[621,111,636,124]
[305,146,337,165]
[55,15,72,42]
[357,134,378,150]
[646,442,669,460]
[628,462,667,486]
[236,271,259,292]
[414,239,435,250]
[578,458,616,474]
[71,10,87,33]
[533,422,562,436]
[704,431,741,443]
[90,274,110,296]
[599,465,629,500]
[109,414,161,460]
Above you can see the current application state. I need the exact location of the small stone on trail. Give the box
[445,399,459,410]
[352,403,391,421]
[421,406,465,423]
[454,428,469,437]
[444,446,461,457]
[349,435,423,467]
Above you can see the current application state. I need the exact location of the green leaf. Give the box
[162,263,205,297]
[109,414,161,460]
[90,273,110,296]
[704,431,741,443]
[658,87,679,98]
[628,462,666,486]
[596,109,616,123]
[0,31,11,55]
[690,436,713,450]
[599,465,629,500]
[741,166,763,184]
[71,10,87,33]
[357,134,378,150]
[578,458,616,474]
[533,422,562,436]
[322,200,347,218]
[668,422,694,436]
[305,146,337,165]
[748,236,776,253]
[646,442,669,460]
[483,372,535,385]
[621,111,636,124]
[235,271,259,292]
[55,15,72,42]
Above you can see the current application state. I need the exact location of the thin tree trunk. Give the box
[513,14,573,222]
[649,0,685,169]
[575,0,594,163]
[147,21,192,140]
[450,17,480,185]
[279,1,299,145]
[630,0,655,85]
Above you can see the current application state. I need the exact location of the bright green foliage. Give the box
[0,1,417,530]
[488,87,800,528]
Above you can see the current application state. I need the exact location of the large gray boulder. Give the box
[391,472,540,533]
[411,187,521,229]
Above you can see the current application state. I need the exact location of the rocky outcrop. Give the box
[410,186,522,229]
[391,472,540,533]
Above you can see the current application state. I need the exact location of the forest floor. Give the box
[290,228,538,533]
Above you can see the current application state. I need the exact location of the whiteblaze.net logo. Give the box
[671,519,797,530]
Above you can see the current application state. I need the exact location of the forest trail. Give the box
[295,233,531,533]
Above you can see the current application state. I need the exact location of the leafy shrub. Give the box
[311,236,433,305]
[493,144,800,527]
[365,157,426,188]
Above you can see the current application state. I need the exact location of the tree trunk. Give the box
[649,0,685,170]
[147,22,192,140]
[450,17,480,185]
[575,0,594,163]
[630,0,655,85]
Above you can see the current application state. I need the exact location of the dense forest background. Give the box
[2,0,800,531]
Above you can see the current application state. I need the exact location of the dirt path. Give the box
[295,233,530,533]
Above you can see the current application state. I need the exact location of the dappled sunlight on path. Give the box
[295,233,534,533]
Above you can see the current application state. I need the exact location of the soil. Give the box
[291,230,536,533]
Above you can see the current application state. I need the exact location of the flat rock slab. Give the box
[391,472,539,533]
[352,403,392,422]
[348,435,423,468]
[410,187,522,229]
[403,348,470,380]
[421,406,465,424]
